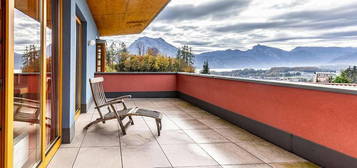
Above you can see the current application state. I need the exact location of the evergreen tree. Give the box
[333,66,357,83]
[176,45,195,72]
[22,44,40,72]
[119,42,128,54]
[200,60,210,74]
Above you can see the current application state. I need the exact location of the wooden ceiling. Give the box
[87,0,170,36]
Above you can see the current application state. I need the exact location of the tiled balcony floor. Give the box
[48,98,319,168]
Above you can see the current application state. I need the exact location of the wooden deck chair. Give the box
[14,97,52,126]
[84,77,162,136]
[14,97,41,124]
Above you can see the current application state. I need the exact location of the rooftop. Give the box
[48,98,318,168]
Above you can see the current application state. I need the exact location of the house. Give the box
[1,0,357,168]
[0,0,169,167]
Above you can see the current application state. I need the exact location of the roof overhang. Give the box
[87,0,170,36]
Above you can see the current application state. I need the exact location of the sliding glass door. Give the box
[10,0,61,167]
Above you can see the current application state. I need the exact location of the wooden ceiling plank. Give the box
[87,0,170,36]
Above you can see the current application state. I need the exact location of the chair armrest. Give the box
[107,95,132,103]
[14,97,40,104]
[96,100,124,109]
[14,102,40,109]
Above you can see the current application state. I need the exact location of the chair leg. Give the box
[159,119,162,130]
[129,116,134,125]
[84,118,104,130]
[117,117,126,135]
[155,119,161,136]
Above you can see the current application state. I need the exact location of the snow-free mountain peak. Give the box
[128,36,178,57]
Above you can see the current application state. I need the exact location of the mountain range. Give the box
[195,45,357,69]
[13,37,357,70]
[128,36,357,69]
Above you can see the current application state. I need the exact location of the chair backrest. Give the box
[89,77,108,110]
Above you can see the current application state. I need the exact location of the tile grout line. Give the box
[142,103,175,168]
[116,110,124,168]
[172,100,273,167]
[70,111,93,168]
[171,99,270,167]
[209,125,273,167]
[167,101,222,167]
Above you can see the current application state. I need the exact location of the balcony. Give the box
[49,73,357,168]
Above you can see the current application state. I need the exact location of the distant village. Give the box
[211,66,357,87]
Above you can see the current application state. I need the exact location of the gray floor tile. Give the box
[47,148,79,168]
[73,147,122,168]
[200,143,263,165]
[161,144,219,167]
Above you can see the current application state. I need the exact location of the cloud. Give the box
[149,25,172,32]
[177,25,199,31]
[213,2,357,34]
[174,40,212,46]
[213,21,286,33]
[258,30,357,43]
[274,3,357,22]
[271,0,308,9]
[156,0,251,22]
[322,31,357,38]
[15,39,35,45]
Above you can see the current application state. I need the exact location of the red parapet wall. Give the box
[95,73,177,92]
[14,73,40,96]
[95,72,357,159]
[177,74,357,158]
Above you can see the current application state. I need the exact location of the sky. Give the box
[103,0,357,54]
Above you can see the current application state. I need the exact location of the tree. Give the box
[22,44,40,72]
[147,47,159,56]
[200,60,210,74]
[332,66,357,83]
[176,45,195,72]
[116,42,129,71]
[106,41,120,71]
[333,73,350,83]
[135,42,145,56]
[119,42,128,54]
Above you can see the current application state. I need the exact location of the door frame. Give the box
[3,0,14,167]
[0,0,6,166]
[3,0,63,167]
[74,16,83,120]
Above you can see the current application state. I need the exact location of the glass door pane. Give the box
[14,0,42,167]
[45,0,59,149]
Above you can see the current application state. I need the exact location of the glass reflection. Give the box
[14,0,41,167]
